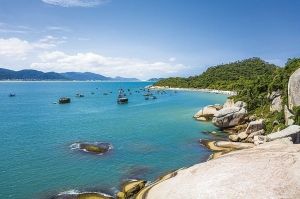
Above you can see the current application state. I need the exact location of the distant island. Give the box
[0,68,141,81]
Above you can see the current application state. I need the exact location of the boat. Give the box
[76,93,84,97]
[59,97,71,104]
[117,89,128,104]
[9,93,16,97]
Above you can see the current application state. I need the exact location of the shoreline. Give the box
[147,85,237,96]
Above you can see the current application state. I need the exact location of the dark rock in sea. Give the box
[59,97,71,104]
[70,142,112,155]
[117,180,147,199]
[51,192,113,199]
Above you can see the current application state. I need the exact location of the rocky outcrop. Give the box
[145,138,300,199]
[117,180,146,199]
[194,104,223,121]
[269,90,282,112]
[284,105,295,125]
[212,105,247,128]
[288,67,300,109]
[267,125,300,143]
[70,142,112,155]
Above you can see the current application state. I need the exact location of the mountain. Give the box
[147,78,165,82]
[112,76,140,82]
[0,68,141,81]
[0,68,67,80]
[61,72,112,81]
[155,58,278,90]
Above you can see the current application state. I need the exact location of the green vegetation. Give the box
[155,57,300,133]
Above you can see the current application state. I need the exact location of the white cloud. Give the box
[31,51,187,80]
[0,36,66,59]
[0,38,33,57]
[42,0,109,7]
[46,26,70,32]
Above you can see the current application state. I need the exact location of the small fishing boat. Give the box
[59,97,71,104]
[117,89,128,104]
[76,93,84,97]
[9,93,16,97]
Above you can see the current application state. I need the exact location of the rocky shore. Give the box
[135,69,300,198]
[147,85,237,96]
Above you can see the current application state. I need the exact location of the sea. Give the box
[0,81,227,199]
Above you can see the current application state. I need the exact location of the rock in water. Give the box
[212,106,247,128]
[71,142,112,155]
[117,180,146,199]
[288,67,300,109]
[145,138,300,199]
[194,104,222,121]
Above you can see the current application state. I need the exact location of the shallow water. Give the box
[0,82,227,199]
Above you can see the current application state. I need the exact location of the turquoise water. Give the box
[0,82,227,199]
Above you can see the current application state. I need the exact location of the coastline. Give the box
[147,85,237,96]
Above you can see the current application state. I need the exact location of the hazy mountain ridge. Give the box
[0,68,140,81]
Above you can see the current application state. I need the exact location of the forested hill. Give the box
[155,58,278,90]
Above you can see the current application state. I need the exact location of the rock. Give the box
[253,135,267,145]
[237,131,248,140]
[70,142,112,155]
[234,101,247,108]
[288,67,300,109]
[118,180,146,199]
[212,106,247,128]
[268,90,281,100]
[284,105,295,125]
[215,141,254,150]
[194,105,223,120]
[53,192,113,199]
[270,95,282,112]
[146,138,300,199]
[223,99,235,108]
[195,116,207,121]
[248,129,265,139]
[244,119,264,134]
[229,134,239,142]
[267,125,300,143]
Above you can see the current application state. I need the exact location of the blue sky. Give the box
[0,0,300,79]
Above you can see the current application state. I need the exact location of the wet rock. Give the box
[70,142,112,155]
[52,191,113,199]
[194,104,223,121]
[117,180,146,199]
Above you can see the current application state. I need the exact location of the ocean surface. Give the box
[0,82,227,199]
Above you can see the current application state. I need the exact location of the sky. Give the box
[0,0,300,80]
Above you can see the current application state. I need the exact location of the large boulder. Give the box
[284,105,295,125]
[145,138,300,199]
[194,104,223,121]
[223,99,235,108]
[212,106,247,128]
[288,68,300,109]
[244,119,264,134]
[270,95,282,112]
[267,125,300,143]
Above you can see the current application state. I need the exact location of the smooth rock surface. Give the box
[267,125,300,143]
[244,119,264,134]
[212,106,247,128]
[288,67,300,109]
[194,105,222,120]
[146,138,300,199]
[284,105,295,125]
[270,95,282,112]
